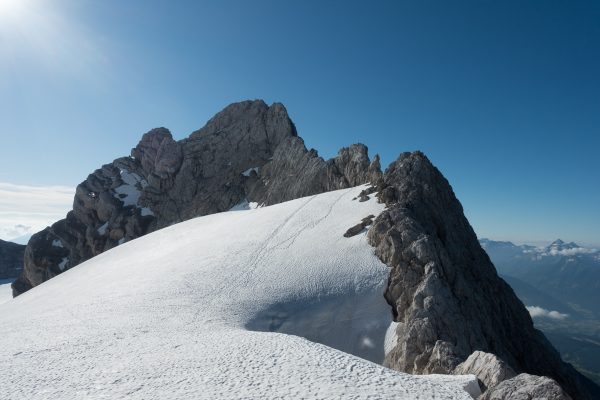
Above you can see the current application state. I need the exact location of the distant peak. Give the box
[547,239,580,250]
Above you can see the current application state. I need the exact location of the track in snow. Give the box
[0,185,478,399]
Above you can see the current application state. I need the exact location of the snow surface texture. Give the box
[0,185,477,399]
[0,279,12,306]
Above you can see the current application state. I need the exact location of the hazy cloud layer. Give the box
[544,247,597,256]
[0,182,74,243]
[526,306,568,320]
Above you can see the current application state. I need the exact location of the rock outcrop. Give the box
[480,373,572,400]
[367,151,599,399]
[0,239,25,279]
[12,100,381,295]
[454,351,516,392]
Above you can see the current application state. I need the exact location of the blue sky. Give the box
[0,0,598,245]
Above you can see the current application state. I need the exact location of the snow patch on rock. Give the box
[112,169,149,208]
[242,167,259,177]
[229,199,260,211]
[384,321,400,356]
[0,279,13,306]
[58,257,68,271]
[97,222,108,236]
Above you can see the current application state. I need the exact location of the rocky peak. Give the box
[189,100,296,147]
[547,239,580,251]
[12,100,380,296]
[244,137,381,207]
[367,151,598,399]
[131,127,182,180]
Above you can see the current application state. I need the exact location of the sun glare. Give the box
[0,0,25,16]
[0,0,105,83]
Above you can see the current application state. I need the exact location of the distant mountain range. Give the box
[481,238,600,318]
[482,238,600,385]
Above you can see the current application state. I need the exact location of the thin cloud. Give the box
[526,306,568,320]
[0,182,74,242]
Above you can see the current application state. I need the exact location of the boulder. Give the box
[481,373,572,400]
[454,351,516,391]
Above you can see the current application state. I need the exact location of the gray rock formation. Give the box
[11,156,154,294]
[12,100,381,296]
[367,151,599,399]
[454,351,516,392]
[343,215,375,238]
[480,373,572,400]
[245,138,381,207]
[0,239,25,279]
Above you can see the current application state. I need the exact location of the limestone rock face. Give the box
[454,351,516,392]
[12,100,380,296]
[244,138,378,206]
[131,127,182,180]
[141,100,299,229]
[367,151,599,400]
[480,373,572,400]
[0,239,25,279]
[12,156,154,294]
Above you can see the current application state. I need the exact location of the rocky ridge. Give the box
[12,100,380,295]
[367,151,599,399]
[10,100,599,399]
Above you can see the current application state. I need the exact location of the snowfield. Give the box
[0,279,12,305]
[0,185,478,399]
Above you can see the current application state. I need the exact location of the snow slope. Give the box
[0,279,12,305]
[0,185,477,399]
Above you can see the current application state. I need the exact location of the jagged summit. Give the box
[547,239,580,251]
[368,151,598,398]
[12,100,381,296]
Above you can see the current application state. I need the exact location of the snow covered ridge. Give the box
[0,186,478,399]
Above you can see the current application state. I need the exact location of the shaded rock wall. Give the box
[367,151,600,399]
